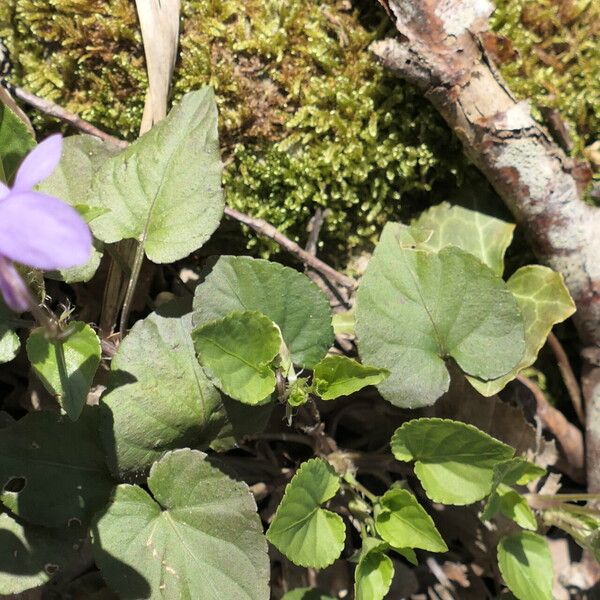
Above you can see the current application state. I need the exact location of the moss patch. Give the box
[0,0,597,255]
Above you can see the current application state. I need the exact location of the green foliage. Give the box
[193,310,282,406]
[0,409,114,527]
[469,265,575,395]
[413,202,515,276]
[0,512,85,594]
[482,458,545,528]
[267,458,345,569]
[0,97,35,183]
[374,488,447,552]
[287,377,311,407]
[0,40,589,597]
[0,0,464,254]
[488,483,538,530]
[99,311,224,479]
[497,531,553,600]
[192,255,333,369]
[27,321,101,420]
[36,134,119,282]
[356,222,525,408]
[391,419,515,505]
[354,539,394,600]
[1,0,597,255]
[93,449,269,600]
[313,356,389,400]
[88,88,224,264]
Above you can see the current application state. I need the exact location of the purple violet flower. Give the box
[0,134,92,312]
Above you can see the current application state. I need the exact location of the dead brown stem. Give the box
[517,374,584,482]
[547,332,585,425]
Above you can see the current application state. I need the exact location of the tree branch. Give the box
[372,0,600,489]
[224,207,356,289]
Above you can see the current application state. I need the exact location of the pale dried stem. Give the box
[517,374,584,482]
[547,331,585,425]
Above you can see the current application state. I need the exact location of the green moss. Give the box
[0,0,465,255]
[491,0,599,154]
[0,0,596,255]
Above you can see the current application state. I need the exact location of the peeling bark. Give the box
[371,0,600,490]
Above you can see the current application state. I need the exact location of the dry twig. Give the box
[224,206,356,290]
[10,84,127,148]
[547,332,585,425]
[517,373,585,482]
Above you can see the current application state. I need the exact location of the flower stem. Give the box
[344,473,378,503]
[119,240,145,336]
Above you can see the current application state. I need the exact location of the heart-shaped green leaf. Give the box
[497,531,552,600]
[374,488,447,552]
[0,512,86,595]
[356,223,525,408]
[99,311,224,479]
[391,418,514,505]
[267,458,345,568]
[0,409,114,527]
[414,203,515,276]
[36,134,120,283]
[192,310,282,405]
[0,99,35,183]
[88,88,224,263]
[313,356,389,400]
[192,256,333,368]
[469,265,575,395]
[93,449,269,600]
[354,538,394,600]
[27,321,101,421]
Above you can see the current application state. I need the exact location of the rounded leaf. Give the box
[93,449,269,600]
[88,88,224,263]
[100,311,224,479]
[313,356,389,400]
[267,458,345,568]
[356,223,525,408]
[374,488,447,552]
[391,418,514,505]
[497,531,552,600]
[414,203,515,276]
[0,409,114,527]
[27,321,101,421]
[0,512,85,595]
[192,310,281,405]
[469,265,576,395]
[192,256,333,368]
[354,539,394,600]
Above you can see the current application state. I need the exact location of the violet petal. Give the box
[12,134,63,192]
[0,182,9,200]
[0,191,92,270]
[0,255,33,312]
